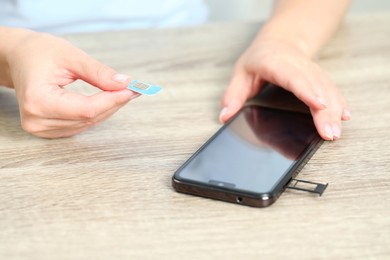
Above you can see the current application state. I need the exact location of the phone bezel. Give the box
[172,105,323,207]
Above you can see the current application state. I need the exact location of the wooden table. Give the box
[1,13,389,260]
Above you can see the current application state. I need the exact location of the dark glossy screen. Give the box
[175,106,320,194]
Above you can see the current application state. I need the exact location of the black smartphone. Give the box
[172,105,323,207]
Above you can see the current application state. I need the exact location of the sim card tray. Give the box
[286,179,328,196]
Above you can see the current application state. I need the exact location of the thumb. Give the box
[219,68,255,123]
[71,52,131,91]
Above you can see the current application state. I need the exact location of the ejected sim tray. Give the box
[286,179,328,196]
[127,80,162,96]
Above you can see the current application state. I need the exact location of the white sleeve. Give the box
[0,0,209,34]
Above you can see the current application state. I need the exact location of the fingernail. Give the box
[332,124,341,139]
[112,73,130,83]
[343,109,352,120]
[316,96,327,108]
[219,107,228,122]
[324,124,333,141]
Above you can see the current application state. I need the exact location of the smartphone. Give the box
[172,105,323,207]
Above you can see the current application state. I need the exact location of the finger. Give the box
[20,113,92,137]
[342,108,352,121]
[46,87,138,120]
[29,102,124,138]
[220,68,257,123]
[309,64,349,113]
[319,73,351,121]
[308,66,351,122]
[263,61,327,111]
[336,94,351,121]
[311,102,343,141]
[33,125,91,139]
[309,74,346,140]
[69,51,132,91]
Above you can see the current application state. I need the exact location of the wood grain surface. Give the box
[0,13,389,260]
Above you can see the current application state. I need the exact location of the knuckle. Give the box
[95,64,113,86]
[294,91,304,101]
[79,99,98,121]
[79,106,98,120]
[96,64,105,81]
[85,119,98,126]
[286,78,301,92]
[21,119,44,134]
[108,92,120,106]
[21,96,41,117]
[256,59,272,74]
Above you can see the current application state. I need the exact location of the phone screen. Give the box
[174,105,320,196]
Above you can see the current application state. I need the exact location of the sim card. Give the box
[127,80,162,96]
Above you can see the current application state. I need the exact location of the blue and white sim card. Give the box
[127,80,162,96]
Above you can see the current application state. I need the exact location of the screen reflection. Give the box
[177,106,319,194]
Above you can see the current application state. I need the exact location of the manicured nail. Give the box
[332,124,341,139]
[343,109,352,120]
[112,73,130,83]
[316,96,327,108]
[324,124,333,141]
[219,107,228,123]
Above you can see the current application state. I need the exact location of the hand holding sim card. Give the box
[127,80,162,96]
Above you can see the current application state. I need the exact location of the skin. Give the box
[220,0,352,141]
[0,0,351,139]
[0,27,139,138]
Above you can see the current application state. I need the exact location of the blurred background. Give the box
[205,0,390,22]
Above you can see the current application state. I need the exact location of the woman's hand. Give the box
[3,29,138,138]
[219,38,351,141]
